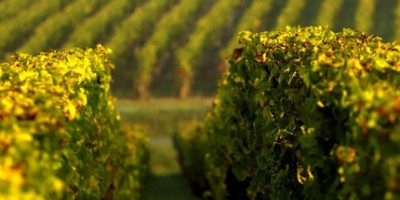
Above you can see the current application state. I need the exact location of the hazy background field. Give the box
[0,0,398,99]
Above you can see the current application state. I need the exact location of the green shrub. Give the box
[0,45,148,199]
[182,26,400,199]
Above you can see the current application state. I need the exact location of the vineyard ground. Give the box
[116,97,212,200]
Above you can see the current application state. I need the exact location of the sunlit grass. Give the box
[116,97,212,136]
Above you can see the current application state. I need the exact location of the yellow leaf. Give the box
[0,99,13,113]
[317,101,325,108]
[64,102,77,121]
[375,58,388,69]
[53,178,64,192]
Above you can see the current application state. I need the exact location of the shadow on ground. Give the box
[143,172,200,200]
[143,135,200,200]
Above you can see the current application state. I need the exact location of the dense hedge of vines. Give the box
[0,45,148,199]
[176,26,400,199]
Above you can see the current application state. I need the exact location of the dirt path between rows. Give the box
[116,98,212,200]
[143,136,199,200]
